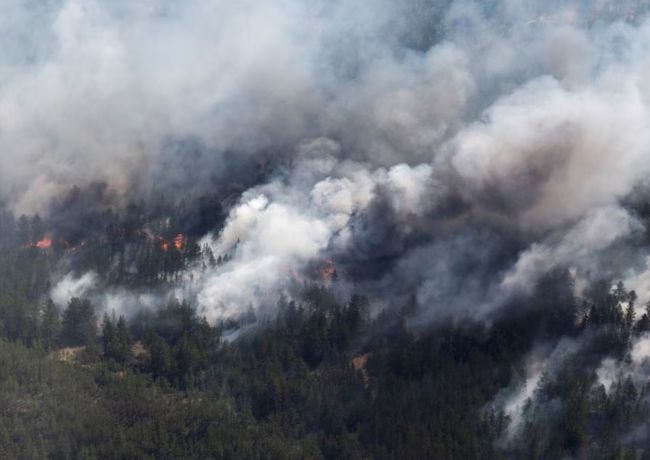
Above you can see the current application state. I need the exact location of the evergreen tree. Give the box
[103,315,132,363]
[61,297,96,347]
[115,316,133,362]
[145,331,173,380]
[40,300,61,350]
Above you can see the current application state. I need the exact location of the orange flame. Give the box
[174,234,186,251]
[36,237,52,249]
[161,241,170,251]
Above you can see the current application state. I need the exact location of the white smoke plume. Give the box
[51,271,164,318]
[50,271,97,306]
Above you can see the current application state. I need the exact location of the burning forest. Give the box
[4,0,650,458]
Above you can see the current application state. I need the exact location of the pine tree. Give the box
[40,300,61,350]
[146,331,173,380]
[635,302,650,334]
[102,314,116,358]
[61,297,96,347]
[115,316,133,362]
[103,315,132,363]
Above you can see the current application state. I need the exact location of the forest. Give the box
[1,203,650,460]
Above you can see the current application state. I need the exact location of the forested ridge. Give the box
[1,206,650,459]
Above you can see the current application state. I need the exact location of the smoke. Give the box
[501,206,638,295]
[596,332,650,392]
[50,270,172,319]
[196,193,331,321]
[50,271,97,306]
[5,0,650,324]
[494,338,582,440]
[0,0,468,214]
[192,143,437,320]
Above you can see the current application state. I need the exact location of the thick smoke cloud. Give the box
[6,0,650,323]
[0,0,467,214]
